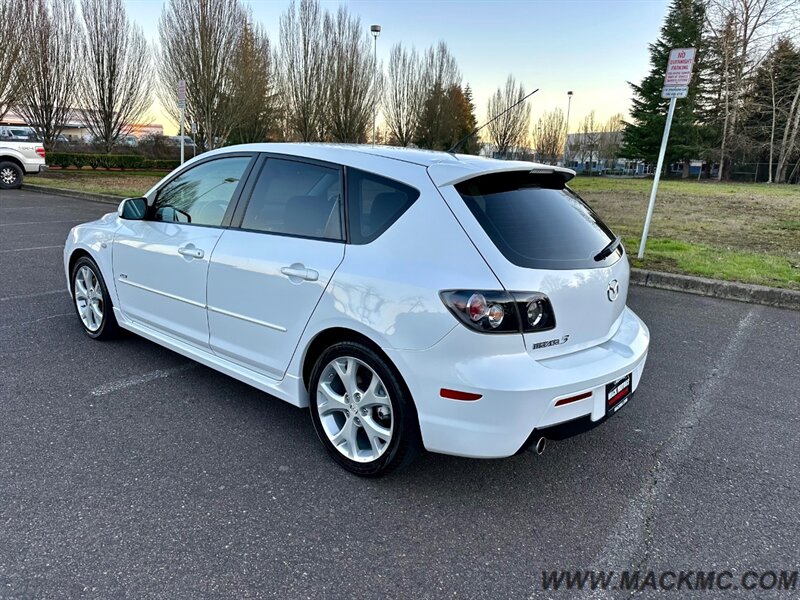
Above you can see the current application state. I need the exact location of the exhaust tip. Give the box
[534,436,547,456]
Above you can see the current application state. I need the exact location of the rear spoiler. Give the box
[428,160,576,187]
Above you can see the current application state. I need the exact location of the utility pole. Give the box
[370,24,381,147]
[563,90,573,167]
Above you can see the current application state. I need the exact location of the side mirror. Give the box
[118,197,147,220]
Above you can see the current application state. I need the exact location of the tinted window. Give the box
[154,156,251,226]
[347,169,419,244]
[455,171,619,270]
[241,158,343,240]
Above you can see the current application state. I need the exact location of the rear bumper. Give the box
[385,306,649,458]
[24,162,47,175]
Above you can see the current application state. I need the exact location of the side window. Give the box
[240,158,343,241]
[347,169,419,244]
[153,156,251,227]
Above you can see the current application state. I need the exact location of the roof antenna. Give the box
[447,88,539,154]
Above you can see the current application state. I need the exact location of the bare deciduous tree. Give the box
[279,0,329,141]
[385,44,423,146]
[158,0,244,151]
[485,75,531,157]
[534,109,566,165]
[0,0,30,121]
[17,0,81,150]
[78,0,151,153]
[706,0,795,179]
[598,113,624,169]
[775,77,800,182]
[325,6,375,143]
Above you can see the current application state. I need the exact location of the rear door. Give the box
[436,170,628,358]
[206,156,346,379]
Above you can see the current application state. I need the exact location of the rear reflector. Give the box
[440,388,482,401]
[555,391,592,407]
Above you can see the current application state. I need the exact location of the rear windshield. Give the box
[455,171,621,270]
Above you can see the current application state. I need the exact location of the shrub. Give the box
[47,153,152,170]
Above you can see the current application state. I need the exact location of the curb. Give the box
[21,183,122,205]
[630,268,800,311]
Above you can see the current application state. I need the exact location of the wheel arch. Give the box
[67,248,93,293]
[301,327,394,392]
[0,155,25,172]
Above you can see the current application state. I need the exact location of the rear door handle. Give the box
[178,245,204,259]
[281,264,319,282]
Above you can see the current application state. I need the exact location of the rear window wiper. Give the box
[594,236,621,262]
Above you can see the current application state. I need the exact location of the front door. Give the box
[112,155,254,349]
[207,157,346,378]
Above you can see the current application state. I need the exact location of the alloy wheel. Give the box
[74,266,104,332]
[316,356,394,463]
[0,167,17,186]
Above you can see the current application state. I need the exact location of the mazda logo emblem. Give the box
[607,279,620,302]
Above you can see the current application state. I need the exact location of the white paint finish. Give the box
[385,307,649,458]
[64,144,651,459]
[111,220,222,349]
[206,230,344,378]
[113,307,307,407]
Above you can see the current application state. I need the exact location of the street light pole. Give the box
[563,90,573,167]
[370,24,381,147]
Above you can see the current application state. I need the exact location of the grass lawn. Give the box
[570,177,800,290]
[29,169,800,290]
[31,169,165,198]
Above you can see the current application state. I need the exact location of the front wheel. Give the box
[0,161,23,190]
[71,256,119,340]
[309,342,421,476]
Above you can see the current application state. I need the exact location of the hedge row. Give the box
[48,153,179,171]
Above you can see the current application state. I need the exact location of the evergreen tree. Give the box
[621,0,706,176]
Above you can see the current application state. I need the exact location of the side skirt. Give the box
[113,307,308,408]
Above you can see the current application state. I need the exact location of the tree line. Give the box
[624,0,800,182]
[0,0,538,156]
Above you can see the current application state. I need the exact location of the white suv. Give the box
[64,144,649,476]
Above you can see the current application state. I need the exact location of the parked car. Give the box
[0,139,47,189]
[119,135,139,147]
[167,135,196,148]
[63,144,649,476]
[0,126,38,141]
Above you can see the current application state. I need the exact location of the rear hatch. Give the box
[435,167,628,358]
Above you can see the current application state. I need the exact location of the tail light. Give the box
[440,290,556,334]
[35,147,46,159]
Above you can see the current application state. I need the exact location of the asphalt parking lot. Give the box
[1,188,799,599]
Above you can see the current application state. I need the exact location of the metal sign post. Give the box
[638,48,696,259]
[177,80,187,165]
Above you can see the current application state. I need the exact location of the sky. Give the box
[125,0,670,135]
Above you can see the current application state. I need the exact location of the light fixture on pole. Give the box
[370,24,381,147]
[563,90,573,168]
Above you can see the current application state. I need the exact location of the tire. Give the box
[0,161,23,190]
[71,256,119,340]
[309,341,421,476]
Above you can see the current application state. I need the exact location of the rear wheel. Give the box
[0,161,23,190]
[309,342,420,476]
[71,256,119,340]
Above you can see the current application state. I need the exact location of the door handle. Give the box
[178,245,204,259]
[281,264,319,282]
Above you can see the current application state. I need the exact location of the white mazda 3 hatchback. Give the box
[64,144,649,476]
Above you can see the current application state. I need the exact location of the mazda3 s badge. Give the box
[64,144,649,476]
